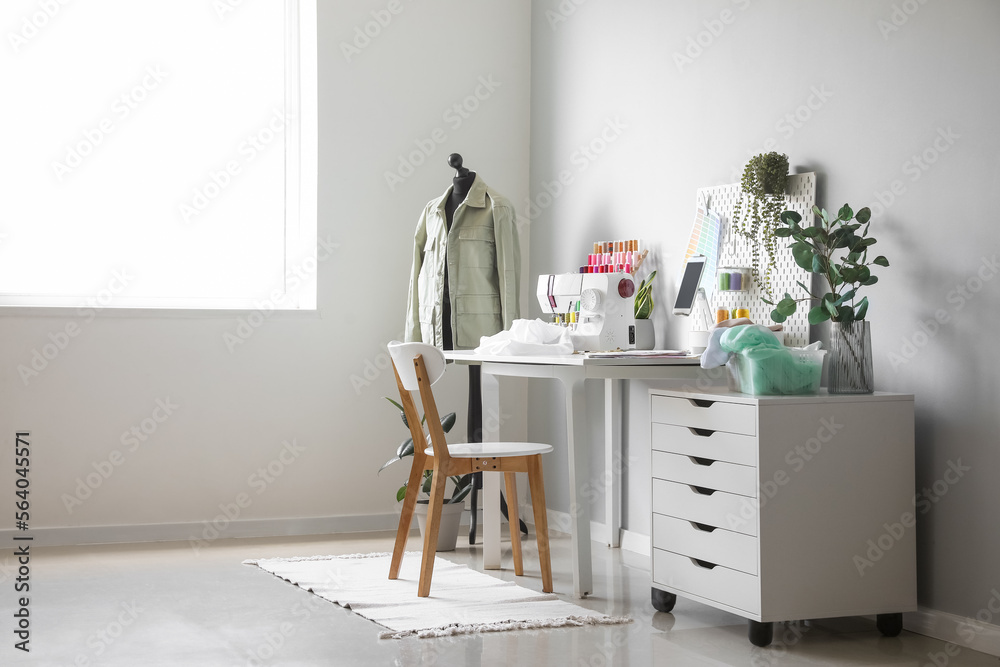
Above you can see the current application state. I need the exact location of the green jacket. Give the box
[404,175,521,349]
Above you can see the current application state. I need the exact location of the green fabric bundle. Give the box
[721,325,825,395]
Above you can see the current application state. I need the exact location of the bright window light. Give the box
[0,0,317,310]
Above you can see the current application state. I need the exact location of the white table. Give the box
[445,350,705,598]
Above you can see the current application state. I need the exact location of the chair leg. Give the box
[389,458,426,580]
[503,472,524,576]
[527,456,553,593]
[417,466,449,597]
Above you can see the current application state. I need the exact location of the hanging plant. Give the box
[731,152,789,298]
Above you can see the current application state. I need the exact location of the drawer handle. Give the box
[688,427,715,437]
[688,399,715,408]
[689,456,716,466]
[690,558,718,570]
[690,485,716,496]
[690,522,717,533]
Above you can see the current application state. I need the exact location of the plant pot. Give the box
[413,500,464,552]
[828,321,874,394]
[634,319,655,350]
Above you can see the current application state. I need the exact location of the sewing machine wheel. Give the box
[581,288,602,312]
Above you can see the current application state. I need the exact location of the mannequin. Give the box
[404,153,525,543]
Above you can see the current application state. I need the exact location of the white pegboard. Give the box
[698,173,816,348]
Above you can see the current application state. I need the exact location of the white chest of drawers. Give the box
[648,388,916,646]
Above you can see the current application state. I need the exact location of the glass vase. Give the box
[828,321,874,394]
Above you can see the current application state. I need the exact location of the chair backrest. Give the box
[387,341,451,462]
[387,342,446,391]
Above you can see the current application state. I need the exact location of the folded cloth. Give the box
[475,319,574,356]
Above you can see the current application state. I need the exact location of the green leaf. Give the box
[858,266,871,282]
[773,227,793,238]
[808,306,831,325]
[449,474,475,504]
[780,210,802,225]
[440,411,456,434]
[801,227,822,239]
[811,254,829,274]
[834,288,857,306]
[770,309,787,323]
[796,280,811,295]
[855,296,869,320]
[855,207,871,224]
[846,252,863,264]
[862,276,879,286]
[872,255,890,267]
[396,485,408,502]
[776,297,797,316]
[830,264,843,286]
[837,305,855,323]
[824,300,839,317]
[840,267,859,283]
[761,297,775,305]
[792,242,815,271]
[861,237,877,247]
[837,204,854,221]
[812,204,822,218]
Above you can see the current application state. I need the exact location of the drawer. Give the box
[651,423,756,466]
[651,395,756,436]
[652,450,757,497]
[653,548,760,615]
[653,513,757,575]
[652,478,757,536]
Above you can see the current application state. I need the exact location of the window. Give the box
[1,0,318,309]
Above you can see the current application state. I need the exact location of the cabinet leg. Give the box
[748,620,773,647]
[651,588,677,613]
[876,613,903,637]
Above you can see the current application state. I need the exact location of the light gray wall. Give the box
[0,1,531,536]
[527,0,1000,619]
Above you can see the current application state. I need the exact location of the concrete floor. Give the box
[1,530,998,667]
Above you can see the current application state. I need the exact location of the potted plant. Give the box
[731,152,790,298]
[764,204,889,393]
[379,398,474,551]
[633,270,656,349]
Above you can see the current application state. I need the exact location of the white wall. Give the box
[0,1,531,543]
[527,0,1000,621]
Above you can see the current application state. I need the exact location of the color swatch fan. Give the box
[685,205,722,299]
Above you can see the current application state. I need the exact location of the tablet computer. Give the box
[672,255,707,316]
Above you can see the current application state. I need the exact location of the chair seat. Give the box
[424,442,554,458]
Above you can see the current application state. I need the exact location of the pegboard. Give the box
[697,173,817,348]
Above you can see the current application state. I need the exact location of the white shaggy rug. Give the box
[244,552,630,639]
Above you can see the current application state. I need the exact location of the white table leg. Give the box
[480,369,502,570]
[562,375,593,598]
[604,378,622,548]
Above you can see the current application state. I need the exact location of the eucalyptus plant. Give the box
[379,397,473,504]
[731,152,789,298]
[764,204,889,324]
[634,270,656,319]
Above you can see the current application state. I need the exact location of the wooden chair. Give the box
[387,341,553,597]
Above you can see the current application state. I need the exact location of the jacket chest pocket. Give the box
[457,226,496,269]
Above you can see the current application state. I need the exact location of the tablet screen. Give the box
[673,257,706,311]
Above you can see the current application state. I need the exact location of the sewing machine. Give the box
[536,273,637,352]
